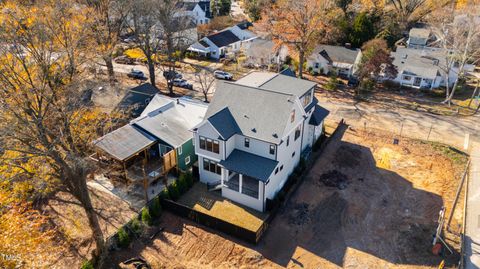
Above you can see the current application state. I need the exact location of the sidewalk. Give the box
[465,139,480,269]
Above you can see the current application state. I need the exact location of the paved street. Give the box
[465,140,480,269]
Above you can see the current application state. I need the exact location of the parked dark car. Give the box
[115,56,136,65]
[127,69,147,80]
[347,77,359,87]
[163,70,182,80]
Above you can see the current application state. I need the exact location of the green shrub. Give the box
[168,182,180,201]
[141,207,152,225]
[150,196,162,218]
[325,75,339,91]
[129,218,142,234]
[159,188,170,200]
[177,174,188,194]
[117,227,130,248]
[80,260,94,269]
[184,172,194,188]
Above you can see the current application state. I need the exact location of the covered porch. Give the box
[218,149,278,212]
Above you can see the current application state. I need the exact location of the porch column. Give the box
[221,168,227,185]
[239,174,243,193]
[259,182,264,201]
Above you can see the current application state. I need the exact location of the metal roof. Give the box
[133,95,208,148]
[93,124,156,161]
[219,149,278,182]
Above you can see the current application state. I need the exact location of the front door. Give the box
[413,77,422,87]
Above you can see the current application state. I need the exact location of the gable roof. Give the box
[235,71,316,97]
[133,95,208,148]
[280,67,296,77]
[207,107,241,140]
[409,28,431,39]
[309,105,330,126]
[205,81,296,144]
[310,45,361,65]
[206,30,240,48]
[197,1,212,18]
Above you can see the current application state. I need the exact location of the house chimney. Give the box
[345,43,352,49]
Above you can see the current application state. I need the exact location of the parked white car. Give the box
[214,70,233,80]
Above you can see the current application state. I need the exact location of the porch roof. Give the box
[309,105,330,126]
[219,149,278,183]
[93,124,156,162]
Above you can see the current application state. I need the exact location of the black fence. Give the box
[161,199,259,244]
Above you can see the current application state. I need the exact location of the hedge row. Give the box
[114,171,194,250]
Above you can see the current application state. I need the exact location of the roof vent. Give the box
[272,133,278,138]
[402,54,408,59]
[251,128,256,133]
[244,114,249,119]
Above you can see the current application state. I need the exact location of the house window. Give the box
[199,136,219,154]
[275,167,279,174]
[290,110,295,123]
[269,145,275,155]
[292,151,296,158]
[303,92,312,107]
[185,156,191,165]
[315,63,319,68]
[203,158,221,175]
[280,165,284,171]
[402,75,412,81]
[145,98,150,104]
[178,146,182,155]
[286,136,290,147]
[244,138,250,148]
[294,125,301,140]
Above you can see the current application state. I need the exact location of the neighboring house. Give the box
[387,47,475,89]
[95,96,208,177]
[188,23,257,59]
[245,38,289,66]
[192,72,329,212]
[115,83,159,118]
[176,1,212,25]
[307,45,362,78]
[407,28,434,49]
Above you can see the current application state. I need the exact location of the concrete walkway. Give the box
[465,140,480,269]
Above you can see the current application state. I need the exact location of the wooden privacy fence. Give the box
[163,149,176,171]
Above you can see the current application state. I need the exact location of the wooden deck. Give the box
[126,158,165,184]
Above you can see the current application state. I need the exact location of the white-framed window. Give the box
[269,144,275,155]
[402,75,412,81]
[203,158,221,175]
[315,63,319,68]
[244,138,250,148]
[286,135,290,147]
[294,125,301,140]
[178,146,182,155]
[185,156,191,165]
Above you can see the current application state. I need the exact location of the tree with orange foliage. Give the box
[0,1,114,266]
[261,0,338,78]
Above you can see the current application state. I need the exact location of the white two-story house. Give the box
[192,72,329,212]
[175,1,212,25]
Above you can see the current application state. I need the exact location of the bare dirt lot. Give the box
[105,125,467,269]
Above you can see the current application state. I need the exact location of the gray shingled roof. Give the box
[310,45,360,65]
[309,105,330,126]
[94,124,156,161]
[409,28,431,39]
[205,81,296,144]
[235,72,316,97]
[207,107,241,140]
[219,149,278,182]
[392,48,446,79]
[206,30,240,48]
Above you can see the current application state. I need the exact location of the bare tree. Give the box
[156,0,197,95]
[0,1,109,266]
[430,5,480,105]
[130,0,161,87]
[86,0,131,85]
[194,69,216,102]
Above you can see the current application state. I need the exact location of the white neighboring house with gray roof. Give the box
[307,44,362,78]
[192,72,329,212]
[187,24,257,59]
[387,47,475,89]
